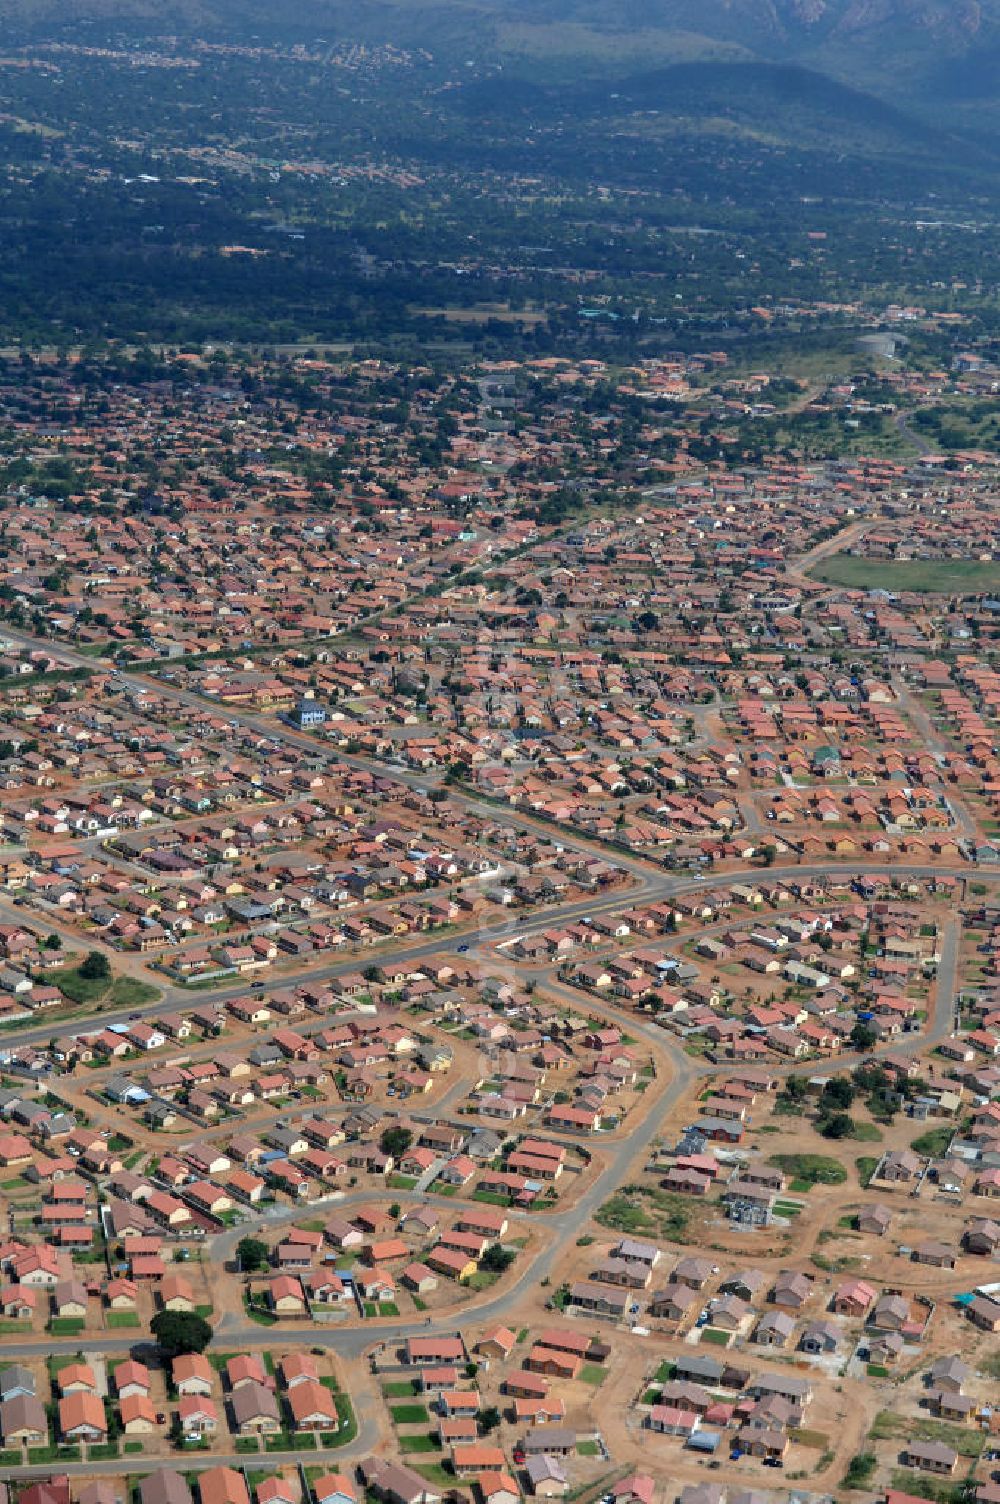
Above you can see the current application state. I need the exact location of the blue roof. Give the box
[687,1430,721,1452]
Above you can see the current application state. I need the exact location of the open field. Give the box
[809,554,1000,593]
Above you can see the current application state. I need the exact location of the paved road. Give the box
[0,889,969,1482]
[891,678,978,842]
[2,853,980,1053]
[3,1435,382,1480]
[0,897,962,1370]
[895,411,934,457]
[0,622,986,1480]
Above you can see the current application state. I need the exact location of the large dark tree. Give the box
[151,1310,212,1357]
[79,950,111,981]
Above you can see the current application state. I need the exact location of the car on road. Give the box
[457,943,470,952]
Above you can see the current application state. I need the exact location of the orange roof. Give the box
[279,1353,319,1384]
[199,1469,250,1504]
[120,1393,157,1425]
[173,1353,213,1384]
[479,1475,519,1500]
[59,1391,107,1435]
[57,1363,96,1393]
[287,1380,336,1424]
[453,1446,506,1470]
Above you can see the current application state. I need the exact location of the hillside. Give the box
[5,0,1000,156]
[6,0,1000,94]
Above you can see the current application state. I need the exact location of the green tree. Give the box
[150,1310,212,1357]
[480,1245,515,1274]
[821,1077,855,1111]
[850,1022,877,1050]
[78,950,110,981]
[380,1126,413,1159]
[236,1236,269,1272]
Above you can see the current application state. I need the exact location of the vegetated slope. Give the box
[448,59,999,184]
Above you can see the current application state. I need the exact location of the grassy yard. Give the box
[324,1394,357,1448]
[383,1381,421,1399]
[769,1154,847,1186]
[579,1364,607,1385]
[399,1435,438,1454]
[391,1405,430,1425]
[911,1127,953,1157]
[789,1428,829,1450]
[413,1465,455,1489]
[700,1328,731,1346]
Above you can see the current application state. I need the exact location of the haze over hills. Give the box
[5,0,998,91]
[7,0,1000,163]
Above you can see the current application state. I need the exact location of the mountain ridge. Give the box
[5,0,1000,130]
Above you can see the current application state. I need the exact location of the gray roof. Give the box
[674,1355,723,1382]
[0,1365,35,1399]
[525,1457,567,1486]
[679,1487,724,1504]
[523,1427,576,1453]
[754,1311,794,1339]
[0,1393,46,1437]
[750,1373,810,1400]
[139,1471,193,1504]
[230,1381,279,1426]
[362,1458,442,1504]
